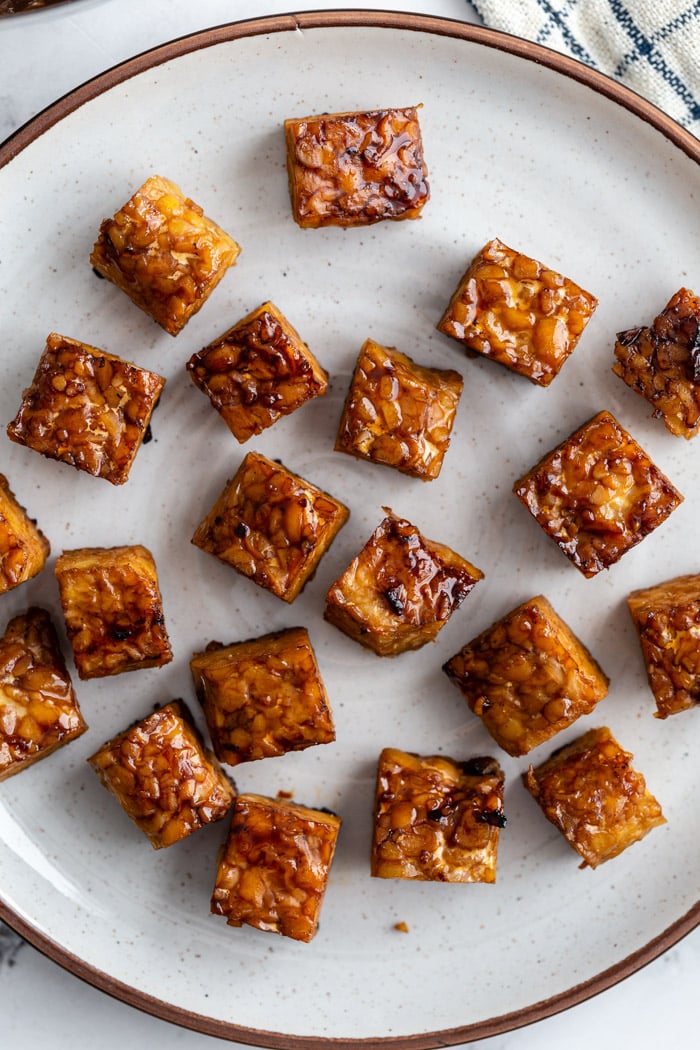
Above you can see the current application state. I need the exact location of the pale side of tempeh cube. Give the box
[90,175,241,335]
[191,451,349,602]
[372,748,505,883]
[186,301,328,442]
[0,474,50,594]
[88,700,235,848]
[335,338,463,480]
[443,595,609,756]
[524,726,665,868]
[7,333,165,485]
[513,410,683,577]
[211,793,340,942]
[613,288,700,439]
[190,627,335,765]
[54,545,172,679]
[0,608,86,782]
[627,573,700,718]
[285,107,429,229]
[437,238,597,386]
[324,512,483,656]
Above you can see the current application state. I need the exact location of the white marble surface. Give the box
[0,1,698,1048]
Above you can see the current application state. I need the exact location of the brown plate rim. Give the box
[1,9,699,1047]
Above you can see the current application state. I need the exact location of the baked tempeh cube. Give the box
[334,338,463,480]
[186,301,328,442]
[54,545,172,679]
[88,700,234,849]
[0,608,86,782]
[190,627,335,765]
[0,475,50,594]
[372,748,505,883]
[524,726,665,868]
[285,107,429,229]
[437,238,598,386]
[90,175,240,335]
[211,793,341,942]
[324,512,483,656]
[7,333,165,485]
[613,287,700,439]
[443,596,609,756]
[513,410,683,577]
[191,451,349,603]
[627,573,700,718]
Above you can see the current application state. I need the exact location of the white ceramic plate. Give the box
[1,12,699,1047]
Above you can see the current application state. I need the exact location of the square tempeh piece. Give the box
[211,793,341,942]
[437,238,598,386]
[443,596,609,756]
[0,474,50,594]
[334,338,463,480]
[613,287,700,438]
[7,333,165,485]
[54,545,172,679]
[90,175,241,335]
[371,748,505,883]
[88,700,235,849]
[191,451,349,603]
[627,573,700,718]
[324,512,483,656]
[186,301,328,442]
[513,410,683,577]
[190,627,335,765]
[524,726,665,868]
[284,107,429,228]
[0,608,86,782]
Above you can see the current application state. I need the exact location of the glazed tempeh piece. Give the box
[285,106,429,228]
[613,288,700,439]
[54,545,172,679]
[192,451,349,602]
[211,793,341,942]
[524,726,665,868]
[0,474,50,594]
[627,573,700,718]
[372,748,505,883]
[7,333,164,485]
[190,627,335,765]
[324,512,483,656]
[443,595,609,756]
[334,338,463,480]
[0,608,86,782]
[513,410,683,577]
[90,175,240,335]
[186,301,328,442]
[88,701,234,848]
[437,238,598,386]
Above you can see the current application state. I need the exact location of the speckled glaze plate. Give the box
[0,11,699,1048]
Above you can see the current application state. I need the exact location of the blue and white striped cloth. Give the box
[472,0,700,135]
